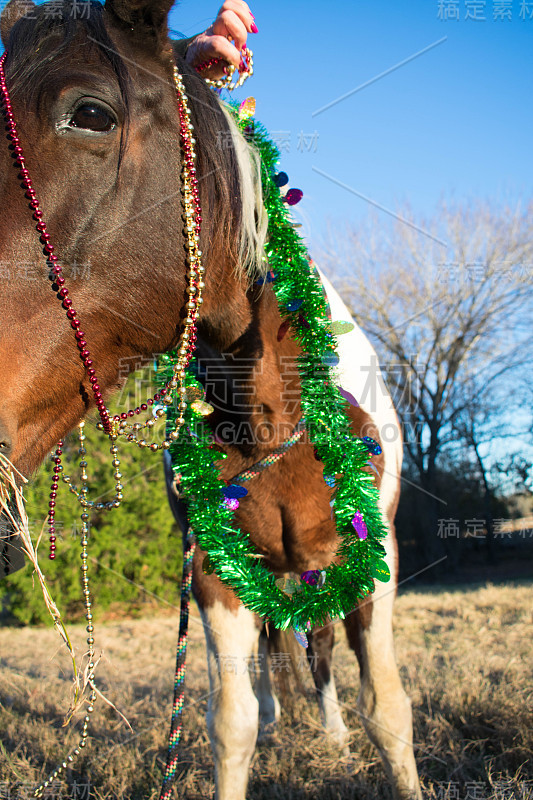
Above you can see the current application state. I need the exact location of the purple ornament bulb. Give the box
[285,188,304,206]
[352,511,368,540]
[301,569,321,586]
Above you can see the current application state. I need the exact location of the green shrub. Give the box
[0,398,183,626]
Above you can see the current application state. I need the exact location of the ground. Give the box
[0,581,531,799]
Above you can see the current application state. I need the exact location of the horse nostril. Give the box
[0,432,13,459]
[0,418,14,459]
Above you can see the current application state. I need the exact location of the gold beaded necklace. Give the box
[102,65,205,451]
[28,64,205,798]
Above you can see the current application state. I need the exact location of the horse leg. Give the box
[256,627,280,734]
[343,538,422,799]
[307,623,350,754]
[165,454,260,797]
[198,589,261,800]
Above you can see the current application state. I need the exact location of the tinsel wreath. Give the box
[158,102,390,632]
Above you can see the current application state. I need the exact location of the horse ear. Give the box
[104,0,175,41]
[1,0,35,48]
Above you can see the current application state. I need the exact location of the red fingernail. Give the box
[251,22,258,33]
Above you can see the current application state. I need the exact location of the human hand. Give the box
[185,0,257,79]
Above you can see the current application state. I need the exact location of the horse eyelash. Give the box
[55,110,117,136]
[55,112,74,134]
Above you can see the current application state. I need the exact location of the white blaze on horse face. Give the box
[199,601,261,800]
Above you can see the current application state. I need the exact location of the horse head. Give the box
[0,0,264,477]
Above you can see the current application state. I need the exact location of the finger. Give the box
[217,0,256,31]
[211,8,249,51]
[190,34,242,70]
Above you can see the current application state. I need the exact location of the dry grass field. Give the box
[0,581,531,799]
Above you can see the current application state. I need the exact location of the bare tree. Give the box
[320,199,533,561]
[449,366,531,561]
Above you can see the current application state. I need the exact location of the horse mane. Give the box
[218,101,268,282]
[4,0,268,282]
[175,59,268,283]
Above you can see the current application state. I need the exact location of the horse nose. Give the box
[0,419,14,460]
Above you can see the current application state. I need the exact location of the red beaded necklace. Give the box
[0,53,112,432]
[0,54,205,560]
[0,51,208,797]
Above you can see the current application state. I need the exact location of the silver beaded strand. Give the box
[34,424,98,798]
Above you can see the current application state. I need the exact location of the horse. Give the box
[0,0,422,797]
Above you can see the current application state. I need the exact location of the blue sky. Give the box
[2,0,530,249]
[171,0,533,250]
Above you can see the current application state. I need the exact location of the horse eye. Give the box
[69,104,115,133]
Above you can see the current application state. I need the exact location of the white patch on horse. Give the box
[256,629,280,739]
[199,601,261,800]
[318,267,403,484]
[316,271,422,799]
[355,551,422,800]
[317,673,350,754]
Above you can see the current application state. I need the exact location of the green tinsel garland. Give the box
[158,103,390,632]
